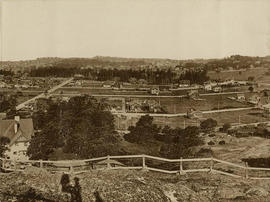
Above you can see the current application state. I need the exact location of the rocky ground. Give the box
[0,167,270,202]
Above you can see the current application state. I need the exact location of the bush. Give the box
[196,148,213,157]
[200,118,217,131]
[242,157,270,168]
[235,132,250,138]
[219,140,226,145]
[248,86,254,92]
[222,123,231,132]
[208,141,215,145]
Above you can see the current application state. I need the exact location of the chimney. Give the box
[15,116,20,122]
[14,116,20,133]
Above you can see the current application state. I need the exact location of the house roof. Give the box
[0,118,34,146]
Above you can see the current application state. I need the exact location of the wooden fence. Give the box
[0,155,270,179]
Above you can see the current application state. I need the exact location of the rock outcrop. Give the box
[0,167,269,201]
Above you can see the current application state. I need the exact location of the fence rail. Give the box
[0,155,269,179]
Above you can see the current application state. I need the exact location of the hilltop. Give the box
[1,55,270,72]
[0,167,269,201]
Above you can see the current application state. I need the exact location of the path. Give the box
[16,78,73,110]
[52,91,249,98]
[112,107,256,117]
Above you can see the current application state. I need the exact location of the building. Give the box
[262,89,270,97]
[103,81,115,88]
[248,94,260,105]
[263,103,270,117]
[179,80,190,87]
[0,113,7,120]
[213,86,222,93]
[0,116,34,160]
[204,81,217,91]
[187,108,203,119]
[236,93,245,101]
[204,83,212,91]
[187,89,199,99]
[150,86,160,95]
[74,74,84,80]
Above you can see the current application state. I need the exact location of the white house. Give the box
[103,81,115,88]
[263,103,270,117]
[204,82,217,91]
[213,86,222,93]
[150,86,160,95]
[236,93,245,101]
[0,116,34,161]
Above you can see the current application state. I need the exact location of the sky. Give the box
[1,0,270,61]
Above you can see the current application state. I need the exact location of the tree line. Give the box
[0,70,13,76]
[29,67,209,85]
[27,95,122,160]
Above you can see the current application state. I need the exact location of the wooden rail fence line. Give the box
[0,155,270,180]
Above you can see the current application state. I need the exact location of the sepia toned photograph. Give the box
[0,0,270,201]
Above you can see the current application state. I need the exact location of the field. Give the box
[56,87,150,95]
[152,109,269,129]
[129,93,251,114]
[207,68,269,81]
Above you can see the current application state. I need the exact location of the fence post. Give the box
[40,160,43,168]
[2,158,6,169]
[209,157,213,173]
[14,160,17,171]
[142,154,148,171]
[142,155,146,168]
[69,165,73,173]
[107,155,111,169]
[245,162,249,179]
[179,157,185,175]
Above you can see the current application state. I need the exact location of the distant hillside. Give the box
[1,55,270,72]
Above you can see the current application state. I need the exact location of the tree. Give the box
[200,118,217,131]
[0,94,17,117]
[27,95,121,160]
[248,76,255,81]
[159,126,203,158]
[222,123,231,132]
[138,79,148,85]
[128,77,137,84]
[248,86,254,92]
[124,115,160,144]
[0,137,10,158]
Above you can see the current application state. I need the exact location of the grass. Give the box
[203,109,269,125]
[129,93,250,114]
[207,68,268,81]
[152,109,269,128]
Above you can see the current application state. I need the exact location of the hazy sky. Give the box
[1,0,270,61]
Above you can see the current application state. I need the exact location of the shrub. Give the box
[208,141,215,145]
[196,148,213,157]
[219,140,226,145]
[222,123,231,132]
[200,118,217,131]
[242,157,270,168]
